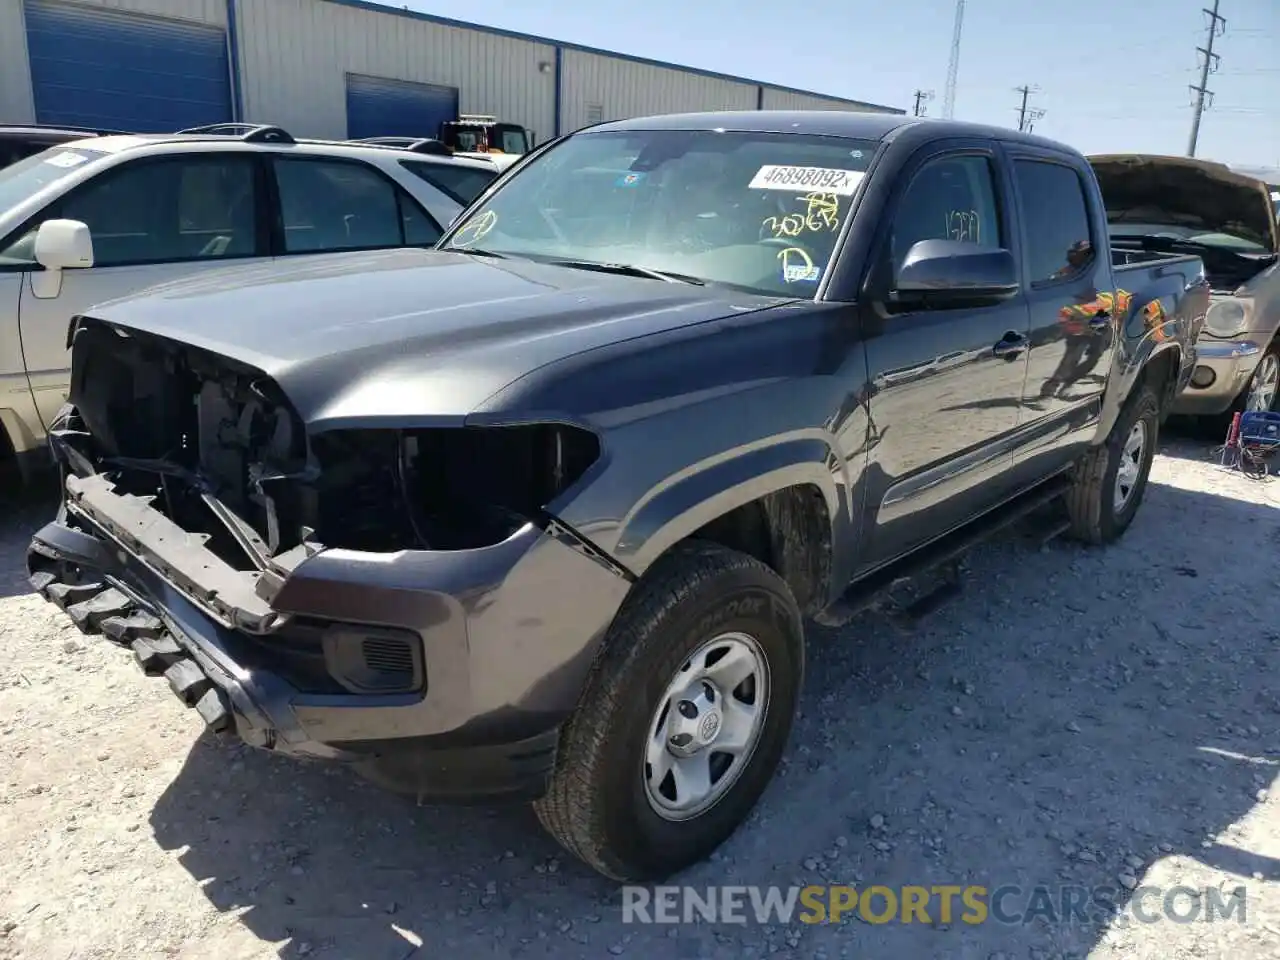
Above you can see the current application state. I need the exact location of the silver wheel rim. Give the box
[643,631,770,821]
[1114,419,1147,514]
[1246,354,1279,412]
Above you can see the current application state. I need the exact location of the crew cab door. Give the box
[6,153,268,435]
[1007,150,1116,470]
[859,144,1031,566]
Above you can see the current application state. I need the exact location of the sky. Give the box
[390,0,1279,169]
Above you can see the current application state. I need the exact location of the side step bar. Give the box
[815,473,1073,628]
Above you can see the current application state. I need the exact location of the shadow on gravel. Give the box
[0,480,58,599]
[1158,416,1234,465]
[150,477,1280,960]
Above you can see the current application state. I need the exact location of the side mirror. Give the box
[893,239,1018,307]
[35,219,94,270]
[31,219,93,300]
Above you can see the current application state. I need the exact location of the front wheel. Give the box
[1064,381,1160,545]
[534,542,804,882]
[1242,343,1280,413]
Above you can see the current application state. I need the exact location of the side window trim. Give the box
[268,154,442,256]
[1007,152,1099,291]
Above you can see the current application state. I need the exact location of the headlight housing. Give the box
[1202,298,1250,338]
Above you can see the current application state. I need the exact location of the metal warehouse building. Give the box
[0,0,901,145]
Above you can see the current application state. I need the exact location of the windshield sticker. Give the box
[749,165,864,195]
[777,246,820,284]
[784,263,821,283]
[44,151,89,169]
[616,171,647,187]
[449,209,498,248]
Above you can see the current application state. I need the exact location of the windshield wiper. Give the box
[544,259,706,285]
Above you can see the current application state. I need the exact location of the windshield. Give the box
[439,128,877,296]
[1108,221,1269,253]
[0,145,107,216]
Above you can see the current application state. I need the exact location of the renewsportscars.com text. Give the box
[621,884,1248,927]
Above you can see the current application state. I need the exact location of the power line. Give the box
[1188,0,1227,157]
[912,89,935,117]
[1014,85,1045,132]
[943,0,965,119]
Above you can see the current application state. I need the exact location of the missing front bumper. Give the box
[28,463,634,798]
[62,471,314,635]
[28,518,348,758]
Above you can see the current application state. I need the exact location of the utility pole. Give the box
[1014,85,1045,132]
[942,0,965,119]
[1188,0,1226,157]
[912,89,935,117]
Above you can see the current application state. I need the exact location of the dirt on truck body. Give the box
[30,110,1208,883]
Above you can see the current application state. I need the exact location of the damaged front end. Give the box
[29,317,627,795]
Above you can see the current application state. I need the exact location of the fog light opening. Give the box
[1190,365,1216,390]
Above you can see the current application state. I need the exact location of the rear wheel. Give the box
[1064,381,1160,545]
[534,542,804,882]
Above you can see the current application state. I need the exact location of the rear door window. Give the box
[1013,160,1097,283]
[272,157,440,253]
[399,159,497,205]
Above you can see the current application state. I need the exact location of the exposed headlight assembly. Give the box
[1202,298,1250,338]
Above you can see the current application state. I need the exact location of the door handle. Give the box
[992,333,1027,359]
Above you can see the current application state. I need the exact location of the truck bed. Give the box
[1110,248,1200,271]
[1109,250,1210,347]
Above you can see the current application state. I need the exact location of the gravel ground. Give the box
[3,433,1280,960]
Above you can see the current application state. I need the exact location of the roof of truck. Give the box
[587,111,1080,154]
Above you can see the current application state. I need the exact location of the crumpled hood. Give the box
[81,248,781,427]
[1089,153,1279,253]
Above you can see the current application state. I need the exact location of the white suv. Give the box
[0,123,503,486]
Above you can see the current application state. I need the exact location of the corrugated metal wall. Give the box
[234,0,556,142]
[43,0,224,22]
[0,0,35,123]
[761,87,895,114]
[560,49,756,133]
[0,0,900,133]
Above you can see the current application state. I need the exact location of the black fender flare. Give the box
[610,434,848,580]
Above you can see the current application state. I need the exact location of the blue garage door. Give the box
[24,0,233,133]
[346,73,459,141]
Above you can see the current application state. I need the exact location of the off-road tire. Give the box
[534,541,804,882]
[1064,381,1160,545]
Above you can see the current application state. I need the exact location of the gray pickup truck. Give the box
[28,111,1207,882]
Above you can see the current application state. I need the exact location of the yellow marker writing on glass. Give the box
[450,209,498,248]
